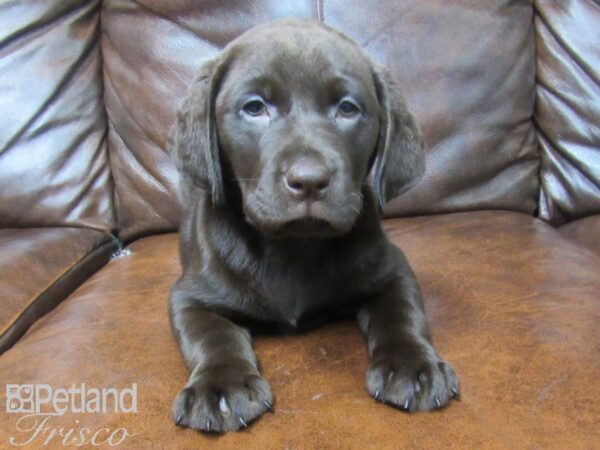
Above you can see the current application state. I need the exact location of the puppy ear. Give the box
[170,57,226,206]
[368,66,425,209]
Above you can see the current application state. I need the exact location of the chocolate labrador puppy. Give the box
[169,18,459,433]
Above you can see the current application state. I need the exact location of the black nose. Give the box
[284,159,331,200]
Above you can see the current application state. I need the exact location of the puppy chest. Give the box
[258,268,361,327]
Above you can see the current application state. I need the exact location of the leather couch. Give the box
[1,1,599,448]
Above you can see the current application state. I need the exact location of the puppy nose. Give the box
[284,160,331,199]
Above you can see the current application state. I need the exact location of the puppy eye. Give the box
[242,99,267,116]
[337,100,360,118]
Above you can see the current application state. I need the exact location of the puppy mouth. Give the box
[243,190,362,238]
[249,208,359,238]
[279,217,338,238]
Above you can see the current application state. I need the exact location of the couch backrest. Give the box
[101,0,540,241]
[0,0,114,233]
[535,0,600,225]
[2,1,598,240]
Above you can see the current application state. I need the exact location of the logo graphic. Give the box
[5,383,137,415]
[5,383,138,447]
[6,385,35,414]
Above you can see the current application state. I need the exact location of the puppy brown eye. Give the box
[242,99,266,116]
[337,100,360,117]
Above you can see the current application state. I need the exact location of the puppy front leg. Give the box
[169,294,273,432]
[358,252,459,412]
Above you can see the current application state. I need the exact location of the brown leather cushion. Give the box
[559,215,600,258]
[102,1,538,241]
[0,228,115,355]
[1,212,599,448]
[0,0,114,231]
[535,1,600,224]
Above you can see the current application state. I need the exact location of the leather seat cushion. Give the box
[559,215,600,258]
[0,228,115,355]
[1,212,598,448]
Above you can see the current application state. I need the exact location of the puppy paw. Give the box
[367,348,459,412]
[173,362,273,432]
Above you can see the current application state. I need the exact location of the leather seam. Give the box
[316,0,324,22]
[0,238,116,351]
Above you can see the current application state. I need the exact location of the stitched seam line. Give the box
[0,233,111,339]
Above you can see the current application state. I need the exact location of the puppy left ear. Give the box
[368,66,425,210]
[170,57,227,207]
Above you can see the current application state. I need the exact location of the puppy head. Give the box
[172,18,424,238]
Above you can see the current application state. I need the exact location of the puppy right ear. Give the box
[368,66,425,210]
[170,57,225,206]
